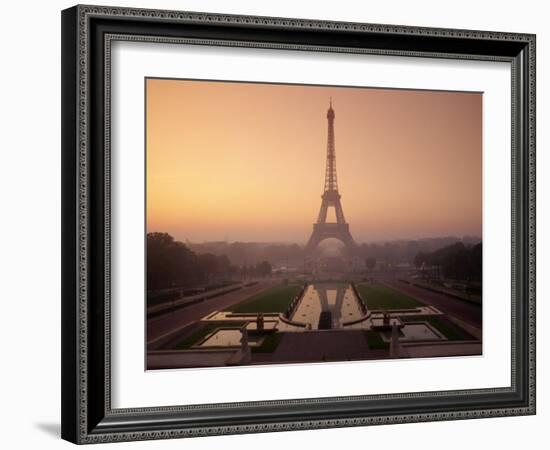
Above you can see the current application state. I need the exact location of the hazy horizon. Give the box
[146,79,482,243]
[148,232,482,247]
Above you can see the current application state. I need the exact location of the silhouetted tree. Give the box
[148,233,192,289]
[414,242,482,281]
[147,232,239,290]
[414,251,427,268]
[254,261,272,277]
[365,257,377,270]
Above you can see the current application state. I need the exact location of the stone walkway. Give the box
[401,341,482,358]
[148,350,235,370]
[267,330,379,363]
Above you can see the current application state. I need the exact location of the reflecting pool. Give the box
[380,323,443,342]
[400,323,442,341]
[289,283,364,329]
[197,329,264,348]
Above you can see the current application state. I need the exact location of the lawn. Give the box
[228,284,302,313]
[357,283,421,310]
[365,330,389,350]
[252,333,284,354]
[401,315,471,341]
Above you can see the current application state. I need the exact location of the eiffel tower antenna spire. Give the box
[324,97,338,193]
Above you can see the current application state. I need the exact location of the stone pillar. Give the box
[389,322,400,358]
[256,313,264,331]
[239,325,251,363]
[241,326,249,350]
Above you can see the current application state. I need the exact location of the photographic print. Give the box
[145,79,482,370]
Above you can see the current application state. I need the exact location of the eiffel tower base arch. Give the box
[305,223,357,256]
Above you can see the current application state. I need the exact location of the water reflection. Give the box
[290,283,364,329]
[397,323,441,341]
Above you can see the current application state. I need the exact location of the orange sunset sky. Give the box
[146,78,482,244]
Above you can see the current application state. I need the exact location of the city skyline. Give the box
[146,79,482,243]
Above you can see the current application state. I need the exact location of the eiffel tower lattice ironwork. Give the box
[305,100,357,254]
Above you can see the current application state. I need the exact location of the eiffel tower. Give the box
[305,100,357,255]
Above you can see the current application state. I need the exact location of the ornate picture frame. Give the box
[61,5,535,444]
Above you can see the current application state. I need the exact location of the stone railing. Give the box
[351,282,368,315]
[278,314,308,328]
[147,284,244,317]
[283,284,307,319]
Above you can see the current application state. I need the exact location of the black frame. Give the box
[61,4,536,444]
